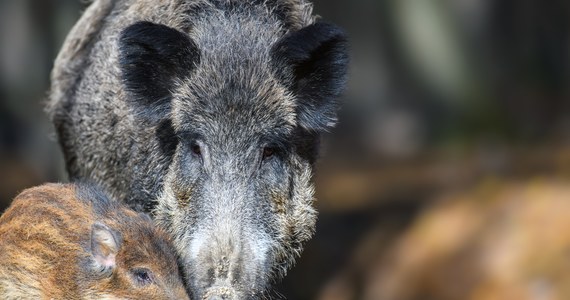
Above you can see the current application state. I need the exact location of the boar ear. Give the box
[90,222,122,275]
[119,21,200,121]
[272,22,349,131]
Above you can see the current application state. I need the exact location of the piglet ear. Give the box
[272,22,349,131]
[90,222,121,275]
[119,21,200,121]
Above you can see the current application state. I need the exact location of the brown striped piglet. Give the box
[0,183,190,300]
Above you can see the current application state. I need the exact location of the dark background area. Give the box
[2,1,570,299]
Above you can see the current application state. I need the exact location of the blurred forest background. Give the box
[1,0,570,299]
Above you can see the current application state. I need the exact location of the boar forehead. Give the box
[170,9,297,140]
[172,78,295,142]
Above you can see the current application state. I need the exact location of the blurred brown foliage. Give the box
[367,178,570,300]
[313,145,570,300]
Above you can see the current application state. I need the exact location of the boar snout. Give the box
[203,286,239,300]
[191,223,270,299]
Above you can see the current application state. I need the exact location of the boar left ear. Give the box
[90,222,122,276]
[272,22,349,131]
[119,21,200,121]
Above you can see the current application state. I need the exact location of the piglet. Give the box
[0,183,190,300]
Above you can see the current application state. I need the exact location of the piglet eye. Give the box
[190,141,201,156]
[262,146,276,160]
[132,268,154,286]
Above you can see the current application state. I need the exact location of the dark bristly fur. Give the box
[47,0,349,298]
[0,183,190,300]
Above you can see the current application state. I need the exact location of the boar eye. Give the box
[262,146,276,161]
[190,141,201,156]
[132,268,154,286]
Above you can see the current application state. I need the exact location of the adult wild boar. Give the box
[47,0,348,298]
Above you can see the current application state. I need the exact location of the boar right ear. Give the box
[271,22,349,132]
[90,222,122,275]
[119,21,200,121]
